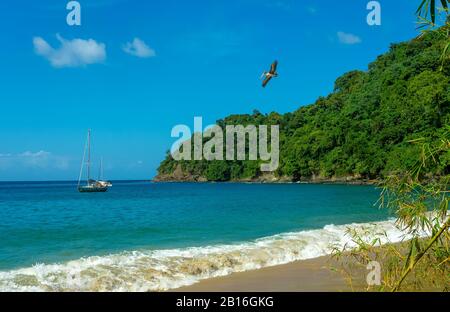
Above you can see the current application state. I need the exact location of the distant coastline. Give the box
[0,180,150,184]
[153,168,377,185]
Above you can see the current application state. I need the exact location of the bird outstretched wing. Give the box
[270,60,278,74]
[262,75,272,88]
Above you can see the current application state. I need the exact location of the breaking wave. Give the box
[0,218,428,291]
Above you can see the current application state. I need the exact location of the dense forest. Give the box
[156,30,450,182]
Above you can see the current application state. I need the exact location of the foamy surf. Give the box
[0,218,428,292]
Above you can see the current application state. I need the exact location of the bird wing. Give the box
[262,75,272,87]
[270,60,278,73]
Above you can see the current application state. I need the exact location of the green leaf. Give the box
[416,0,429,14]
[431,0,436,23]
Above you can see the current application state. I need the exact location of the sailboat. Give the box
[77,129,111,193]
[96,157,112,188]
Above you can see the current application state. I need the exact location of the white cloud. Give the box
[19,150,51,158]
[33,34,106,68]
[123,38,155,58]
[18,150,54,168]
[307,6,317,14]
[265,1,291,11]
[0,151,69,170]
[337,31,362,45]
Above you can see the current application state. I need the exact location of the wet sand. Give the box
[174,255,366,292]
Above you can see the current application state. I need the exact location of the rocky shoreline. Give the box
[153,166,377,185]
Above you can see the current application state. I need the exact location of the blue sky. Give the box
[0,0,422,181]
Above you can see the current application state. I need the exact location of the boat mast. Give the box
[99,157,103,180]
[77,130,89,188]
[87,129,91,184]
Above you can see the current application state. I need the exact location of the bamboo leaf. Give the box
[416,0,429,14]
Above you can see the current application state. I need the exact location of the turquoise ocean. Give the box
[0,181,407,291]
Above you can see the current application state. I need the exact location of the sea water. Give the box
[0,181,406,291]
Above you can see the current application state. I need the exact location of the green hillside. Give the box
[156,31,450,182]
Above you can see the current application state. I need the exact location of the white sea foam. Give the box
[0,218,430,292]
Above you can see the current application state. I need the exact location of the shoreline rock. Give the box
[153,169,377,185]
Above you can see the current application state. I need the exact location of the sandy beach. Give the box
[174,255,366,292]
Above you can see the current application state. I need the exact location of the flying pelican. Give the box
[261,60,278,88]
